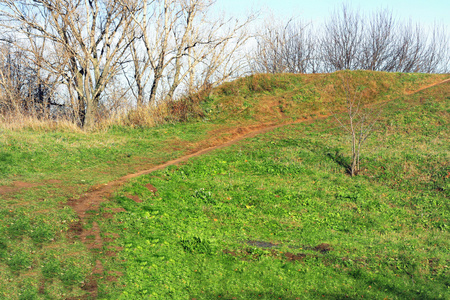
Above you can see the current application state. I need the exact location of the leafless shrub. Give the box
[332,72,383,176]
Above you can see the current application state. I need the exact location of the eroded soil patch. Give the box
[0,181,38,195]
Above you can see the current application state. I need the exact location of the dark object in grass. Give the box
[314,243,332,253]
[246,240,280,248]
[246,240,332,254]
[80,276,98,297]
[284,252,307,262]
[224,248,309,262]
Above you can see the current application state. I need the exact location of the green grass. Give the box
[95,84,449,299]
[0,122,214,183]
[0,71,449,299]
[0,122,218,299]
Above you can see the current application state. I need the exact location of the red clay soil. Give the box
[0,181,38,195]
[0,180,61,196]
[64,77,450,298]
[145,183,158,195]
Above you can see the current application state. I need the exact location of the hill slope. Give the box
[201,71,449,124]
[102,75,449,298]
[0,71,449,299]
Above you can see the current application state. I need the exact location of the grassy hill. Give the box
[201,71,449,123]
[0,71,449,299]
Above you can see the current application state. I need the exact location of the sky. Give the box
[214,0,450,28]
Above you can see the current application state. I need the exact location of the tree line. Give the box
[251,5,449,74]
[0,1,448,128]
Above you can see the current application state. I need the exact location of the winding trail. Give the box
[405,77,450,94]
[67,77,450,298]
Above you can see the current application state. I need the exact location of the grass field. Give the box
[0,71,449,299]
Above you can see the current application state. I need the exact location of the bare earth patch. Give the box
[0,181,38,195]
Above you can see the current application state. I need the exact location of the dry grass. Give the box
[205,71,450,124]
[0,102,172,132]
[0,86,209,131]
[95,105,164,130]
[95,95,204,129]
[0,113,82,132]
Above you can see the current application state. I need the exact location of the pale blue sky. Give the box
[215,0,450,28]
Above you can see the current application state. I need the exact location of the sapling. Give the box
[332,73,383,176]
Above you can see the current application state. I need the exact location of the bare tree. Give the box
[320,4,363,72]
[0,42,28,113]
[249,18,317,74]
[120,0,176,106]
[359,9,396,71]
[424,24,450,73]
[250,18,286,74]
[120,0,253,106]
[388,21,449,73]
[0,0,134,128]
[317,4,449,74]
[166,4,253,98]
[332,72,382,177]
[384,21,427,73]
[191,23,251,92]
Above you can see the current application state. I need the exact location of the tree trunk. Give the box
[84,95,99,129]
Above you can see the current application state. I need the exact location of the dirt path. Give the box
[68,113,334,220]
[406,77,450,94]
[65,77,450,298]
